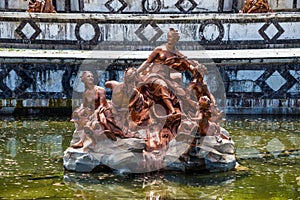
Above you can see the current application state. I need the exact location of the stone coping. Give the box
[1,11,300,21]
[1,48,299,60]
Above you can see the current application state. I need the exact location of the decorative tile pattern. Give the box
[135,22,164,43]
[258,20,285,43]
[0,60,299,114]
[105,0,127,13]
[3,13,300,50]
[198,20,224,43]
[265,71,287,92]
[224,64,299,99]
[75,21,102,44]
[0,67,33,98]
[175,0,197,13]
[142,0,162,13]
[15,20,42,41]
[255,68,297,97]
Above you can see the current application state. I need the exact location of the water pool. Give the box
[0,116,299,199]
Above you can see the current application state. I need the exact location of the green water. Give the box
[0,116,299,199]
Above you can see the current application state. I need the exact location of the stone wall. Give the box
[1,12,300,50]
[0,49,299,115]
[1,0,300,13]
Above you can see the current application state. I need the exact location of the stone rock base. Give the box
[63,132,236,173]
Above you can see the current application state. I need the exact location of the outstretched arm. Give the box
[137,48,160,74]
[137,60,150,74]
[105,80,120,90]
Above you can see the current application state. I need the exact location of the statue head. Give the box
[124,67,138,83]
[167,28,180,44]
[80,71,95,86]
[199,96,211,110]
[71,107,92,128]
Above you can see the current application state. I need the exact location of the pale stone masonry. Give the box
[1,0,299,13]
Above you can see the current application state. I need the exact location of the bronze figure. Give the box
[27,0,57,13]
[239,0,271,13]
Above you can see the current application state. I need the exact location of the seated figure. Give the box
[80,71,125,141]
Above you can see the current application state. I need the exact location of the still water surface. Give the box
[0,116,299,199]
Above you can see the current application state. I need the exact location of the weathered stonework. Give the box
[1,0,299,13]
[0,49,299,115]
[1,12,300,50]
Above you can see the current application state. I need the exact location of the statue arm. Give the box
[99,88,107,106]
[137,61,150,74]
[137,48,160,74]
[105,80,120,90]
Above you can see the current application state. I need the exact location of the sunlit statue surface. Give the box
[239,0,271,13]
[64,28,236,173]
[27,0,57,13]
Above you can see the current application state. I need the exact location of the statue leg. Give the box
[163,98,176,114]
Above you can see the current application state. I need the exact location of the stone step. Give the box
[0,48,299,60]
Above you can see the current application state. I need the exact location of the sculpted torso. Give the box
[83,86,107,111]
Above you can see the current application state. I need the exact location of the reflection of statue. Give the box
[27,0,57,13]
[239,0,271,13]
[64,28,236,174]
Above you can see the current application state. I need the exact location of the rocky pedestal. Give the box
[63,130,236,173]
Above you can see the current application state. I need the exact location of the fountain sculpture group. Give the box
[63,29,236,173]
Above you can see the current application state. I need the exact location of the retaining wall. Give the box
[0,48,299,115]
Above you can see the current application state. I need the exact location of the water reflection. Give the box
[6,137,18,157]
[63,170,248,199]
[36,135,62,157]
[0,116,299,199]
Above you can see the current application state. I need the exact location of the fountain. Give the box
[63,28,236,173]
